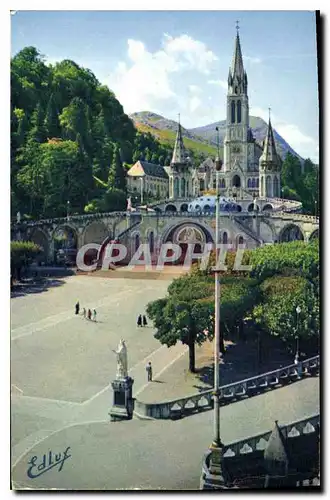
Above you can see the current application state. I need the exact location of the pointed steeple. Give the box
[171,114,187,166]
[260,110,281,170]
[231,26,244,80]
[228,22,247,96]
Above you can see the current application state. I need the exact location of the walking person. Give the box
[93,309,97,322]
[87,308,92,320]
[146,361,152,382]
[82,307,86,319]
[143,315,148,327]
[75,301,80,315]
[137,314,142,327]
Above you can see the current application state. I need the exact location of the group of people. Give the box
[137,314,148,327]
[75,302,97,322]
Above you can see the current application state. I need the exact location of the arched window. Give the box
[231,101,235,123]
[251,178,256,189]
[247,178,252,188]
[237,100,241,123]
[221,179,226,188]
[213,178,216,189]
[256,178,259,188]
[237,235,244,247]
[266,176,272,197]
[181,178,185,197]
[200,179,205,192]
[222,232,228,244]
[174,178,179,198]
[273,176,279,197]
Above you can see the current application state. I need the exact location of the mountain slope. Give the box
[130,111,302,161]
[130,111,219,158]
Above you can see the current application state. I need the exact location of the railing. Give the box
[134,355,319,420]
[200,413,320,487]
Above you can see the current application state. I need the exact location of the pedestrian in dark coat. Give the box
[143,315,148,327]
[137,314,142,327]
[75,302,80,315]
[87,309,92,320]
[146,361,152,381]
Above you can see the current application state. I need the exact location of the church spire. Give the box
[231,22,244,79]
[260,111,280,169]
[171,114,187,165]
[228,22,247,95]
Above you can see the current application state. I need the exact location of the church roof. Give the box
[128,161,168,179]
[171,121,188,165]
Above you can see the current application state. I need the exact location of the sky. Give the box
[11,10,319,161]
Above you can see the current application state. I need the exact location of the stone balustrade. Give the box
[134,355,319,420]
[201,413,320,483]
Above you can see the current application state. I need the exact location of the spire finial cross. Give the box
[236,20,240,34]
[268,107,271,121]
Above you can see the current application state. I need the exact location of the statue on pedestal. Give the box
[112,339,128,379]
[253,198,258,212]
[16,211,21,224]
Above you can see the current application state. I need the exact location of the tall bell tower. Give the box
[223,23,249,190]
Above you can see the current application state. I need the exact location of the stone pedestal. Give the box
[109,376,134,421]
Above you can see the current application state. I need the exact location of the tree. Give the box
[11,240,41,282]
[158,155,165,166]
[147,275,214,372]
[151,153,158,164]
[108,144,126,192]
[253,275,319,354]
[147,274,259,372]
[44,93,60,138]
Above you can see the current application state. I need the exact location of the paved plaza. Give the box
[11,275,319,490]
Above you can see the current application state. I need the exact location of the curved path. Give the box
[12,377,319,490]
[11,276,319,490]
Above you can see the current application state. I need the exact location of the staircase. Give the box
[96,217,142,269]
[233,216,264,245]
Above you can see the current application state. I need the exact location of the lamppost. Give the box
[140,177,144,205]
[314,199,317,220]
[295,305,301,363]
[66,200,70,221]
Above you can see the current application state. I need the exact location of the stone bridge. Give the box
[12,207,319,265]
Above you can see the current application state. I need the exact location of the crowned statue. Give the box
[112,339,128,379]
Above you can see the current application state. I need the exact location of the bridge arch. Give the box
[247,203,260,212]
[279,224,304,243]
[180,203,189,212]
[262,203,273,211]
[52,224,78,248]
[28,228,50,261]
[165,204,177,213]
[309,229,319,241]
[82,220,110,246]
[162,221,213,265]
[52,224,78,264]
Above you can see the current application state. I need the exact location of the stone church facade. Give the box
[127,28,282,204]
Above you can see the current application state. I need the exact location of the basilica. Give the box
[127,28,282,206]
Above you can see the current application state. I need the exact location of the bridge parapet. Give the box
[134,355,319,420]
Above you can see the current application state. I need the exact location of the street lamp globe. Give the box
[296,305,301,315]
